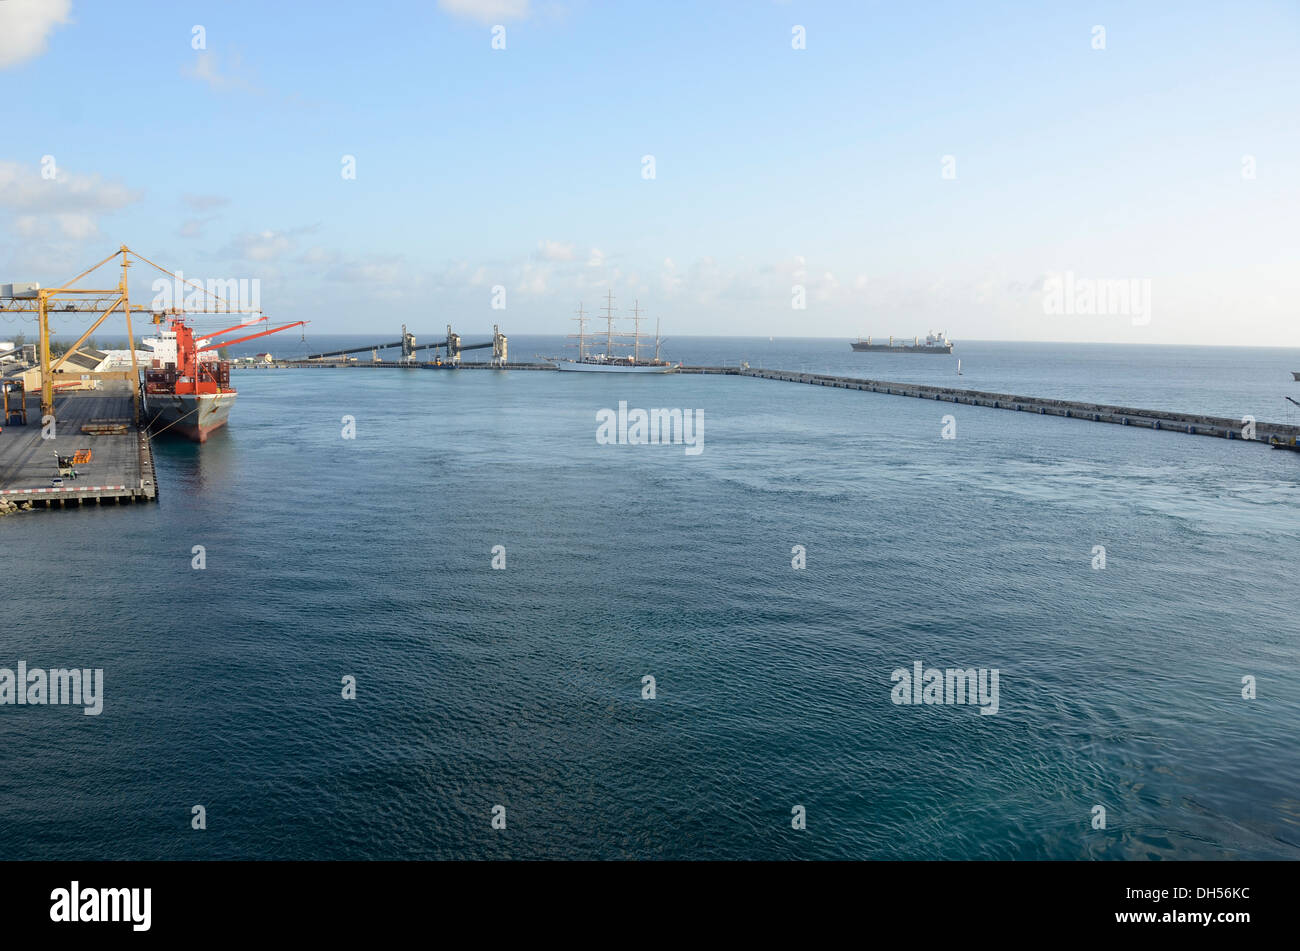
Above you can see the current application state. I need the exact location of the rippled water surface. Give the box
[1,339,1297,859]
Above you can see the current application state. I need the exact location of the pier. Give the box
[731,368,1300,448]
[0,385,157,511]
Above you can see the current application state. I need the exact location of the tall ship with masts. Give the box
[550,292,676,372]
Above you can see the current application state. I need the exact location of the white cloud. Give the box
[299,247,334,266]
[375,246,889,335]
[55,213,97,240]
[13,212,96,240]
[218,224,318,263]
[223,230,297,262]
[519,261,550,294]
[660,258,682,295]
[438,0,530,24]
[0,161,141,215]
[183,194,229,211]
[0,0,72,69]
[0,160,140,239]
[814,271,839,302]
[182,51,259,92]
[537,239,575,262]
[330,258,403,284]
[298,247,403,284]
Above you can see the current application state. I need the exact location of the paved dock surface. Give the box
[0,385,157,508]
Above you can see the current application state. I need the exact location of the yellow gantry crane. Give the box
[0,245,260,423]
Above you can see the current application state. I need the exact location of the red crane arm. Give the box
[197,320,308,352]
[196,316,268,341]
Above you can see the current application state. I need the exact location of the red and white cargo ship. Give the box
[142,315,305,442]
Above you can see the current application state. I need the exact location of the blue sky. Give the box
[1,0,1297,344]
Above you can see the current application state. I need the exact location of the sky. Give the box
[0,0,1297,345]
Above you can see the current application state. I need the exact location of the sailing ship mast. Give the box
[630,299,644,364]
[568,302,588,361]
[602,290,616,360]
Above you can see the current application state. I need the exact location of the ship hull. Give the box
[851,343,953,354]
[553,361,674,373]
[148,392,235,442]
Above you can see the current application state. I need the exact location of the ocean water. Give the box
[1,338,1297,860]
[253,334,1300,422]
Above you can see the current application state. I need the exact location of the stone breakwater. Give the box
[0,497,33,517]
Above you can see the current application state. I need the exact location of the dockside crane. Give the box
[0,245,272,424]
[187,316,310,355]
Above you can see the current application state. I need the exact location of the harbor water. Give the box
[1,338,1297,859]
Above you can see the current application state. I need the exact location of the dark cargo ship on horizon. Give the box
[851,330,953,354]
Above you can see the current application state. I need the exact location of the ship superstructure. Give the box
[143,315,305,442]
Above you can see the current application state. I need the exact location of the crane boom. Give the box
[196,316,268,341]
[197,320,307,352]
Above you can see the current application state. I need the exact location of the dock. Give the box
[0,385,157,511]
